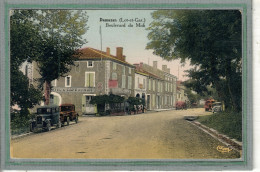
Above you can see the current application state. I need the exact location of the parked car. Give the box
[175,101,187,110]
[30,105,61,132]
[59,104,79,125]
[204,98,215,111]
[212,102,222,113]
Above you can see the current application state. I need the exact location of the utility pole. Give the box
[100,25,103,51]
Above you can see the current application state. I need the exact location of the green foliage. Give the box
[11,9,89,105]
[147,10,242,111]
[127,97,145,106]
[90,94,124,105]
[11,70,43,117]
[34,10,89,85]
[10,10,42,69]
[197,111,242,141]
[10,110,31,135]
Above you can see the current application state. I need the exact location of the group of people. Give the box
[125,104,146,115]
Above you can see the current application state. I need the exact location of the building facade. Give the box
[32,47,178,114]
[32,47,135,115]
[134,62,177,110]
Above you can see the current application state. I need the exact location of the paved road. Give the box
[11,108,240,159]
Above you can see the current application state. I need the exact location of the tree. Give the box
[11,70,42,117]
[33,10,88,105]
[10,10,43,117]
[146,10,242,111]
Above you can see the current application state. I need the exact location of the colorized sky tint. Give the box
[82,10,192,81]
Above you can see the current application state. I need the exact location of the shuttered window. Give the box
[122,75,126,88]
[85,72,95,87]
[128,76,132,89]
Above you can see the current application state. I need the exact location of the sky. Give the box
[81,10,192,81]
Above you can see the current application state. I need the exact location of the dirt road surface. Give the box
[11,108,240,159]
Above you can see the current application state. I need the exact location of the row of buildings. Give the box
[29,47,188,115]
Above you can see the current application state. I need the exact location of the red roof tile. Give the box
[77,47,133,67]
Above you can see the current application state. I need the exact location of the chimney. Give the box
[153,61,157,69]
[122,55,126,61]
[116,47,123,60]
[140,62,143,68]
[106,47,110,55]
[167,68,170,74]
[133,64,140,70]
[162,65,167,72]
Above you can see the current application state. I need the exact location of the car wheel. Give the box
[75,115,78,123]
[67,117,70,126]
[46,121,51,131]
[30,123,36,132]
[57,119,61,128]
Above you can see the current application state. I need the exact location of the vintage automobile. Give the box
[204,98,215,111]
[30,105,61,132]
[59,104,79,125]
[175,101,187,110]
[212,102,222,113]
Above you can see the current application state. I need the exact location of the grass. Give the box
[197,111,242,141]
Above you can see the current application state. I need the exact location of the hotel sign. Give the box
[52,87,95,93]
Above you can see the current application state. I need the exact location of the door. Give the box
[84,95,96,114]
[147,95,150,110]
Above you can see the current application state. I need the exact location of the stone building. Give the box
[32,47,135,115]
[134,62,177,110]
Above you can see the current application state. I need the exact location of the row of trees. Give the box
[11,10,88,117]
[146,10,242,112]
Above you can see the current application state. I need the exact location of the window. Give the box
[128,67,131,74]
[112,72,117,80]
[113,62,117,70]
[149,79,151,90]
[65,76,71,87]
[87,61,93,67]
[85,72,95,87]
[122,75,126,88]
[122,66,125,75]
[128,76,132,89]
[143,78,146,89]
[153,80,155,91]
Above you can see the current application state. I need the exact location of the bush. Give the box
[11,110,31,135]
[197,111,242,141]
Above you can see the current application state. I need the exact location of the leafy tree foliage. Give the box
[11,10,89,105]
[34,10,89,105]
[10,10,43,116]
[147,10,242,111]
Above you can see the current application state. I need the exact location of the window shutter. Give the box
[90,73,94,87]
[85,73,90,87]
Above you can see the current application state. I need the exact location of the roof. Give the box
[135,67,162,80]
[77,47,134,67]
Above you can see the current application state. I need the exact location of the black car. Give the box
[30,105,61,132]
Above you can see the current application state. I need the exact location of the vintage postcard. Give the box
[0,0,252,171]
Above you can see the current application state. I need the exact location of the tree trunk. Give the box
[44,80,51,105]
